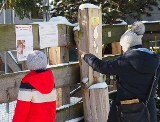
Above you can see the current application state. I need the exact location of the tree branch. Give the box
[0,0,8,16]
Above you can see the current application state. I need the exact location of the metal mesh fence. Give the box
[0,101,16,122]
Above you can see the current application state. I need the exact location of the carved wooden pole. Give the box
[75,5,110,122]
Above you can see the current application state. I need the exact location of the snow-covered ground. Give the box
[65,117,84,122]
[0,101,16,122]
[0,97,82,122]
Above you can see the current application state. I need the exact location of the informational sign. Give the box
[15,25,33,61]
[91,17,99,25]
[39,24,58,49]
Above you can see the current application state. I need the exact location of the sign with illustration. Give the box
[39,24,58,49]
[15,25,33,61]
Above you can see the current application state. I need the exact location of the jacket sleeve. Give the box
[83,53,125,75]
[12,88,32,122]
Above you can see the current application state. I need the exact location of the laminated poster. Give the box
[15,25,33,61]
[39,24,58,49]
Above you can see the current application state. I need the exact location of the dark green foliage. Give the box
[51,0,160,24]
[0,0,45,19]
[13,0,44,19]
[1,0,160,23]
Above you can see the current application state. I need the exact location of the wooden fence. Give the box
[0,17,160,121]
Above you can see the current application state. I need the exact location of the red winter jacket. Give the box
[12,70,56,122]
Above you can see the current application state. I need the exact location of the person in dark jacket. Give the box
[80,21,160,122]
[12,50,56,122]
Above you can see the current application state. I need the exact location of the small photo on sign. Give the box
[17,40,25,60]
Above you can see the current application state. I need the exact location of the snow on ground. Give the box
[0,97,82,122]
[70,97,82,104]
[79,3,100,10]
[89,82,107,89]
[0,101,16,122]
[56,97,82,111]
[65,116,84,122]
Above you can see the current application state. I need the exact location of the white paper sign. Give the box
[108,31,111,37]
[15,25,33,61]
[39,24,58,49]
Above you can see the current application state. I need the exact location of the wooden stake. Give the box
[75,7,110,122]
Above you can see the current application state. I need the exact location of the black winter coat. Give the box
[83,45,160,122]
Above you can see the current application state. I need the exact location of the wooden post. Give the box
[48,25,72,121]
[75,7,110,122]
[48,24,74,65]
[111,42,122,54]
[49,47,69,65]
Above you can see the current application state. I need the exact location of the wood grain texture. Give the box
[0,24,75,51]
[49,47,69,65]
[77,8,110,122]
[0,63,80,103]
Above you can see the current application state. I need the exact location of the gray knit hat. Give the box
[120,21,145,49]
[27,50,47,70]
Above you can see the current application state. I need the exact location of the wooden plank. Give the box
[82,87,110,122]
[49,47,69,65]
[62,86,70,104]
[56,102,83,122]
[0,52,21,72]
[111,42,122,54]
[0,24,75,51]
[56,88,63,107]
[144,22,160,32]
[77,8,110,122]
[77,8,103,87]
[0,63,80,103]
[56,86,70,107]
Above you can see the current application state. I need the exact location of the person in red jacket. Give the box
[12,50,56,122]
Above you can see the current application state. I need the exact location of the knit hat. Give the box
[27,50,47,70]
[120,21,145,49]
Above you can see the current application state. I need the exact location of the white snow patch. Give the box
[113,19,127,25]
[49,16,77,26]
[70,97,82,104]
[73,24,80,31]
[57,0,62,5]
[32,16,78,26]
[89,82,107,89]
[49,0,53,3]
[70,86,81,95]
[7,51,18,64]
[47,62,79,68]
[108,90,117,95]
[65,117,84,122]
[56,97,82,111]
[79,3,100,10]
[2,62,79,75]
[142,20,160,23]
[82,77,89,84]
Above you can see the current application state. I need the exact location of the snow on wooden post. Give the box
[75,3,110,122]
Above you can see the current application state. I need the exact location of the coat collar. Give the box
[128,45,143,50]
